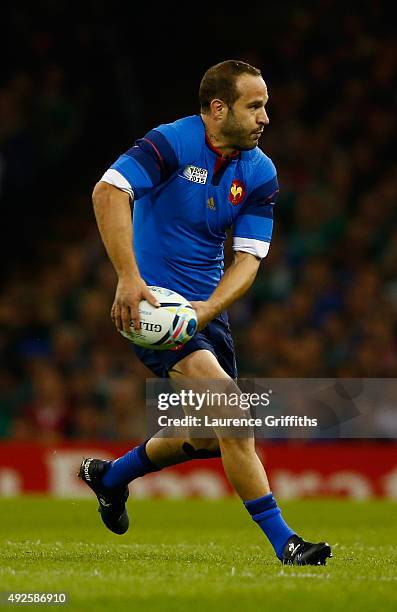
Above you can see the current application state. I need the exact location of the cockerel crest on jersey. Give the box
[229,180,246,205]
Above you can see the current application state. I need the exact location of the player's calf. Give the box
[218,437,333,565]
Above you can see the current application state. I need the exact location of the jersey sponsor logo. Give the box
[207,197,216,210]
[181,165,208,184]
[229,180,246,205]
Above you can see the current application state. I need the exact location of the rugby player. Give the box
[79,60,332,566]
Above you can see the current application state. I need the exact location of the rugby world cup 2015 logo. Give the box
[229,180,246,205]
[182,165,208,184]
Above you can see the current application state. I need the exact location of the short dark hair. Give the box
[199,60,262,113]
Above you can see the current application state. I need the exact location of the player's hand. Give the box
[190,300,216,331]
[111,276,160,334]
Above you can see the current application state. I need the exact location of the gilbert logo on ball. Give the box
[120,286,198,350]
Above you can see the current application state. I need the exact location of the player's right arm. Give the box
[92,181,160,333]
[96,118,198,333]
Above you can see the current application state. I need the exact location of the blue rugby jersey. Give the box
[101,115,278,301]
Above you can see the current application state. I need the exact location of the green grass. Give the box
[0,497,396,611]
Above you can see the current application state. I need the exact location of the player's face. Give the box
[221,75,269,150]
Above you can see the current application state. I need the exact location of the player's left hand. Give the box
[190,300,216,331]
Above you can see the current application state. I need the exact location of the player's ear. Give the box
[210,98,225,120]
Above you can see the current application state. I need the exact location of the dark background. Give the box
[1,1,396,441]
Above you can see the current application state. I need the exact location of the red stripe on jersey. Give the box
[141,137,164,170]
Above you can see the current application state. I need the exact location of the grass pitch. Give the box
[0,497,396,611]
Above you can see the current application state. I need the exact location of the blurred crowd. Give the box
[1,2,396,441]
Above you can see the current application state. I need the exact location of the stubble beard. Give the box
[220,115,256,151]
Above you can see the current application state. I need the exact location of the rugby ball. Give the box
[119,286,197,350]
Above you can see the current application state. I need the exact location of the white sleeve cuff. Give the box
[100,169,134,200]
[232,237,270,259]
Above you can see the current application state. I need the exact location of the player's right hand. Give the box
[111,276,160,334]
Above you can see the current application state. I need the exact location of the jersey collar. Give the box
[205,133,240,160]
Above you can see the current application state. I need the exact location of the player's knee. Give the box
[170,349,230,379]
[183,438,220,459]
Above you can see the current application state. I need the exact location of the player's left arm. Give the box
[191,250,261,329]
[192,168,278,330]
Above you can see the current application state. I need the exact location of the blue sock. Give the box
[244,493,295,559]
[102,441,160,488]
